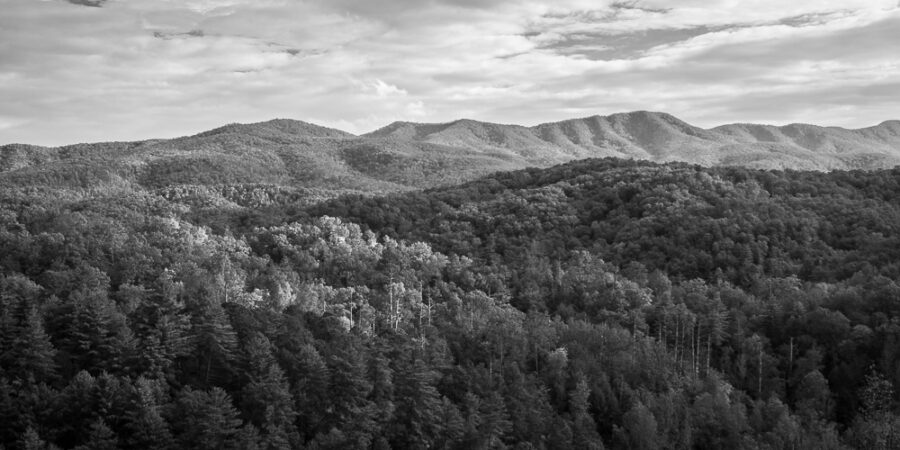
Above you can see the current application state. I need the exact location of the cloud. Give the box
[65,0,107,7]
[0,0,898,145]
[359,79,409,98]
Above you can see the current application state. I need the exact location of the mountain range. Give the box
[3,111,900,196]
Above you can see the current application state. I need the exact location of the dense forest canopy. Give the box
[2,157,900,449]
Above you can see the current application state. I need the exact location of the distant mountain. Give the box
[194,119,355,140]
[366,112,900,171]
[3,113,900,198]
[0,118,522,202]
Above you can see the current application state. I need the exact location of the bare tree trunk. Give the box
[789,336,793,378]
[696,322,701,377]
[674,316,681,369]
[691,322,697,377]
[389,275,396,331]
[662,315,667,350]
[499,334,505,374]
[696,322,700,377]
[693,321,698,377]
[758,344,763,397]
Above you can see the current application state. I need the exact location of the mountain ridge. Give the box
[3,112,900,196]
[361,111,900,169]
[5,112,899,148]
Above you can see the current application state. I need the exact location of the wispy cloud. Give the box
[0,0,898,145]
[65,0,107,7]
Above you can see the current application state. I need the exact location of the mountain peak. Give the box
[607,110,672,119]
[363,121,433,140]
[194,118,355,139]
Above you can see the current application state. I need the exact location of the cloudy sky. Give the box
[1,0,899,146]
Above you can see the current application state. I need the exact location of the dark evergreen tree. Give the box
[72,420,118,450]
[169,387,245,450]
[389,358,444,449]
[123,377,174,450]
[240,333,300,449]
[184,300,238,388]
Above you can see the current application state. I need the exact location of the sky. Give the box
[1,0,899,146]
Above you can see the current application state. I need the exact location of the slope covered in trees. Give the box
[2,157,900,448]
[3,113,900,205]
[366,113,900,170]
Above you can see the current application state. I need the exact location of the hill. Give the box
[3,113,900,201]
[4,154,900,448]
[0,118,524,197]
[366,112,900,170]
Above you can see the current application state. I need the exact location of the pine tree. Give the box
[46,286,131,377]
[621,401,659,450]
[479,391,512,448]
[504,368,553,446]
[186,301,238,388]
[18,427,59,450]
[324,344,376,448]
[291,343,331,439]
[240,333,300,449]
[54,371,99,447]
[0,378,23,448]
[6,301,56,383]
[123,377,174,450]
[368,348,395,428]
[434,396,465,449]
[1,275,56,383]
[130,279,190,381]
[170,387,244,450]
[389,358,443,449]
[72,419,118,450]
[547,416,574,450]
[569,376,604,450]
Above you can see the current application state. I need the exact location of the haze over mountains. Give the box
[3,111,900,197]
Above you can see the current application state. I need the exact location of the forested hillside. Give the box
[4,113,900,203]
[3,157,900,449]
[0,118,519,197]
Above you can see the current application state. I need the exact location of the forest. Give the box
[3,157,900,449]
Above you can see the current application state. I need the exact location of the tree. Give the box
[169,387,245,450]
[185,300,238,387]
[123,377,174,450]
[368,348,395,430]
[17,427,60,450]
[389,358,443,449]
[848,369,900,450]
[323,344,376,448]
[129,274,190,381]
[621,401,659,450]
[569,375,604,449]
[690,377,747,450]
[72,419,118,450]
[3,300,56,383]
[240,333,300,449]
[289,342,330,439]
[794,370,833,420]
[45,278,132,377]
